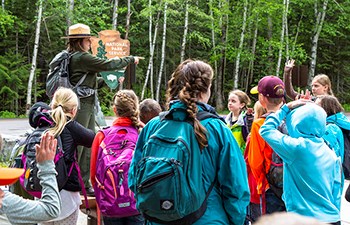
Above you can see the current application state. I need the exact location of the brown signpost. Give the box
[90,30,133,89]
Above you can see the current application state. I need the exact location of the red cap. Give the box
[251,76,285,98]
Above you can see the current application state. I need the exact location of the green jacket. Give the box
[69,51,135,90]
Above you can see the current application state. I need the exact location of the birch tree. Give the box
[67,0,74,28]
[215,0,229,111]
[112,0,118,30]
[233,0,248,89]
[125,0,131,39]
[308,0,328,84]
[2,0,4,10]
[26,0,43,111]
[156,2,168,102]
[209,0,218,83]
[180,0,189,62]
[141,5,161,100]
[275,0,287,76]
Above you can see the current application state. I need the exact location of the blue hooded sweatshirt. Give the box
[324,112,350,161]
[129,101,250,225]
[260,103,341,223]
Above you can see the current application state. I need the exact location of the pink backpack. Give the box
[94,125,140,217]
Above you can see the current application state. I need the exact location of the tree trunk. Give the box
[284,0,290,60]
[125,0,131,39]
[246,17,258,93]
[209,0,218,97]
[112,0,119,30]
[180,0,189,62]
[141,9,161,100]
[26,0,42,112]
[308,0,328,85]
[156,2,167,102]
[2,0,4,10]
[67,0,74,28]
[267,16,273,74]
[215,0,228,111]
[233,0,248,89]
[276,0,287,77]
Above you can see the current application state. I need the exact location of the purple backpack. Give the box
[94,125,140,217]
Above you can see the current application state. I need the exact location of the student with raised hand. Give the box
[259,100,342,225]
[62,23,140,195]
[0,132,61,225]
[41,87,95,225]
[284,59,333,100]
[129,59,250,224]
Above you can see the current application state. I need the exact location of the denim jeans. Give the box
[103,214,145,225]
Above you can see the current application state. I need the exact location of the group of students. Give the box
[225,59,350,225]
[0,22,349,225]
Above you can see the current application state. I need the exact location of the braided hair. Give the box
[113,89,140,130]
[166,59,214,150]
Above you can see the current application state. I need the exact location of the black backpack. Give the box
[262,113,288,199]
[340,128,350,179]
[45,50,86,98]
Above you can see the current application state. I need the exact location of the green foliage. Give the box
[0,0,350,114]
[0,110,17,118]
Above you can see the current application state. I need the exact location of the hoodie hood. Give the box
[286,103,327,138]
[326,112,350,130]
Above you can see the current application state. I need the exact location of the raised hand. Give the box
[35,132,57,163]
[284,59,295,73]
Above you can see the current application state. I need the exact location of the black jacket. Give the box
[61,120,95,191]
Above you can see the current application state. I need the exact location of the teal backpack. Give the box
[134,108,223,224]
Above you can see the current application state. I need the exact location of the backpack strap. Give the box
[67,52,87,88]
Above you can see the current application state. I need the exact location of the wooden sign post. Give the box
[91,30,131,90]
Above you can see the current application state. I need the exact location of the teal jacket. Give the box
[129,101,250,225]
[324,112,350,162]
[260,104,341,223]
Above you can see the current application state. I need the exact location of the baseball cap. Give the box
[0,168,24,186]
[250,76,285,98]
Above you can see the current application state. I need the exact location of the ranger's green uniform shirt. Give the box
[69,51,135,98]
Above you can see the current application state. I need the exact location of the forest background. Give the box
[0,0,350,117]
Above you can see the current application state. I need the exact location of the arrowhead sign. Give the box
[90,30,130,90]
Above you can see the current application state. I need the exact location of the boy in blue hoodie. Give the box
[260,101,342,224]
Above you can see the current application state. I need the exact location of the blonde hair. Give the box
[228,89,251,111]
[49,88,79,137]
[113,89,140,129]
[253,101,267,120]
[312,74,333,96]
[166,59,213,150]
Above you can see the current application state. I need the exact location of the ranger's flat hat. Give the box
[61,23,91,39]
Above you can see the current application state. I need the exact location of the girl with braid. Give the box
[129,59,250,224]
[90,89,144,225]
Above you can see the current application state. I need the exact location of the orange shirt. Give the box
[246,118,273,195]
[90,117,132,187]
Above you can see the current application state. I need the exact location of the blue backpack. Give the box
[133,108,223,225]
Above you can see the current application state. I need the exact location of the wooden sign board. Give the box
[90,30,130,90]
